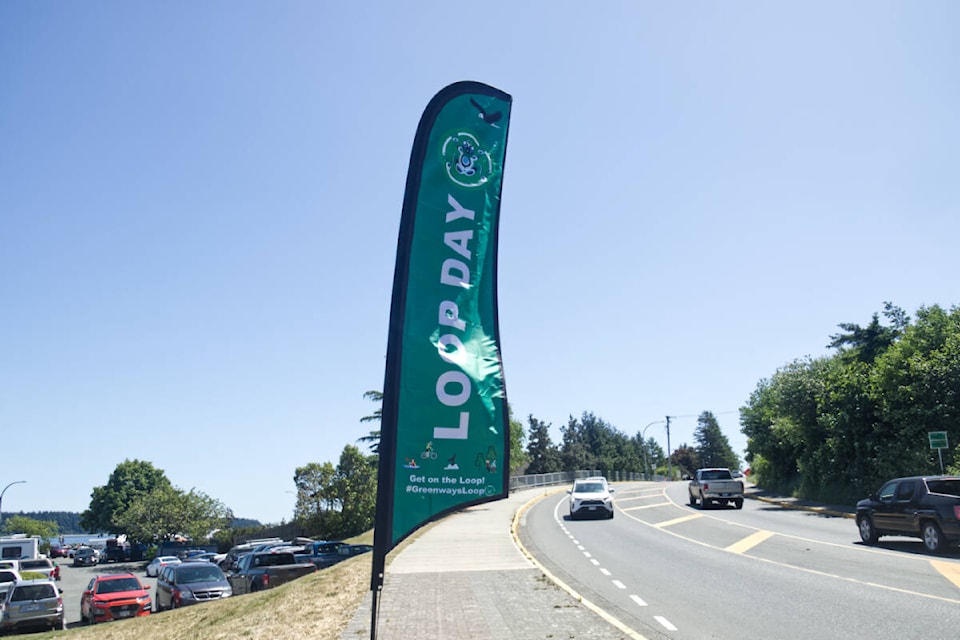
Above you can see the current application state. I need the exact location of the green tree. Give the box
[1,516,58,551]
[334,445,378,537]
[559,412,640,474]
[693,410,740,469]
[114,486,230,544]
[525,415,562,474]
[117,486,232,543]
[828,302,907,364]
[81,460,173,534]
[632,433,665,477]
[670,444,699,479]
[293,462,339,519]
[508,407,528,474]
[742,303,960,503]
[357,390,383,454]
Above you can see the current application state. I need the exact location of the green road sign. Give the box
[929,431,949,450]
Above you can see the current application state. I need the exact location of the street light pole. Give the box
[639,421,664,480]
[0,480,27,530]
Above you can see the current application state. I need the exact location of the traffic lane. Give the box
[667,481,863,548]
[518,488,676,640]
[665,480,960,561]
[521,487,851,639]
[521,483,960,640]
[634,482,960,602]
[57,560,156,627]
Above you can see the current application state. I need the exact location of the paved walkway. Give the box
[340,483,856,640]
[340,487,633,640]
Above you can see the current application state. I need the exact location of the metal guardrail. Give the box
[508,470,666,491]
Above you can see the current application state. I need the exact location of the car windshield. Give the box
[574,482,605,493]
[177,565,224,584]
[11,584,55,601]
[97,577,142,593]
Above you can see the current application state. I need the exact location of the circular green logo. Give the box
[442,132,493,188]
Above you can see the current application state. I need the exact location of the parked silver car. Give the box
[0,579,64,633]
[155,562,232,611]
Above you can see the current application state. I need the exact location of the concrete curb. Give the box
[745,492,856,519]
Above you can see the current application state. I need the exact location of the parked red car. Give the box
[80,573,152,623]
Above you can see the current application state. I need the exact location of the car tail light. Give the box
[702,483,709,491]
[172,589,182,607]
[262,574,269,588]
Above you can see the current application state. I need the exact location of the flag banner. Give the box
[373,81,513,578]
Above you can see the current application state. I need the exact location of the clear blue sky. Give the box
[2,3,957,524]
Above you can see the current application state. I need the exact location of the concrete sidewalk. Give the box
[339,487,632,640]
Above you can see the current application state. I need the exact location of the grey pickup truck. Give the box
[226,551,317,594]
[688,467,744,509]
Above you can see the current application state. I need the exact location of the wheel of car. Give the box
[922,521,946,553]
[688,493,697,507]
[700,495,710,510]
[857,515,879,544]
[734,498,744,510]
[608,509,614,519]
[568,510,577,521]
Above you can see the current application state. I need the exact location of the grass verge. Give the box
[43,528,430,640]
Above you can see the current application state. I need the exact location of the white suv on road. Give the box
[568,478,615,520]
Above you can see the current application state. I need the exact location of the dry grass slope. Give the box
[46,531,381,640]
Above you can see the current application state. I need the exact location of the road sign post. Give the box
[929,431,949,474]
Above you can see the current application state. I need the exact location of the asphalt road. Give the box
[518,481,960,640]
[54,558,156,629]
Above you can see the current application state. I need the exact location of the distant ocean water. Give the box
[51,533,113,548]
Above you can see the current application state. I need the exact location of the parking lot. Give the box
[55,558,156,628]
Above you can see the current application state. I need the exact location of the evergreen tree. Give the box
[525,416,562,474]
[694,410,740,469]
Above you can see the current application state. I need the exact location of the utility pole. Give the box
[665,416,673,481]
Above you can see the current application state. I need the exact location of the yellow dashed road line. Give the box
[725,529,775,554]
[930,560,960,591]
[654,514,702,528]
[621,502,672,511]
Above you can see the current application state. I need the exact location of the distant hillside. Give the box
[1,511,86,534]
[2,512,261,535]
[231,517,262,528]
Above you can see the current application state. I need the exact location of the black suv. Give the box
[856,475,960,553]
[101,546,129,563]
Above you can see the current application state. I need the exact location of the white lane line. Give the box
[630,595,647,607]
[590,559,600,566]
[654,616,677,631]
[600,568,611,576]
[577,545,585,551]
[584,551,592,558]
[612,580,626,589]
